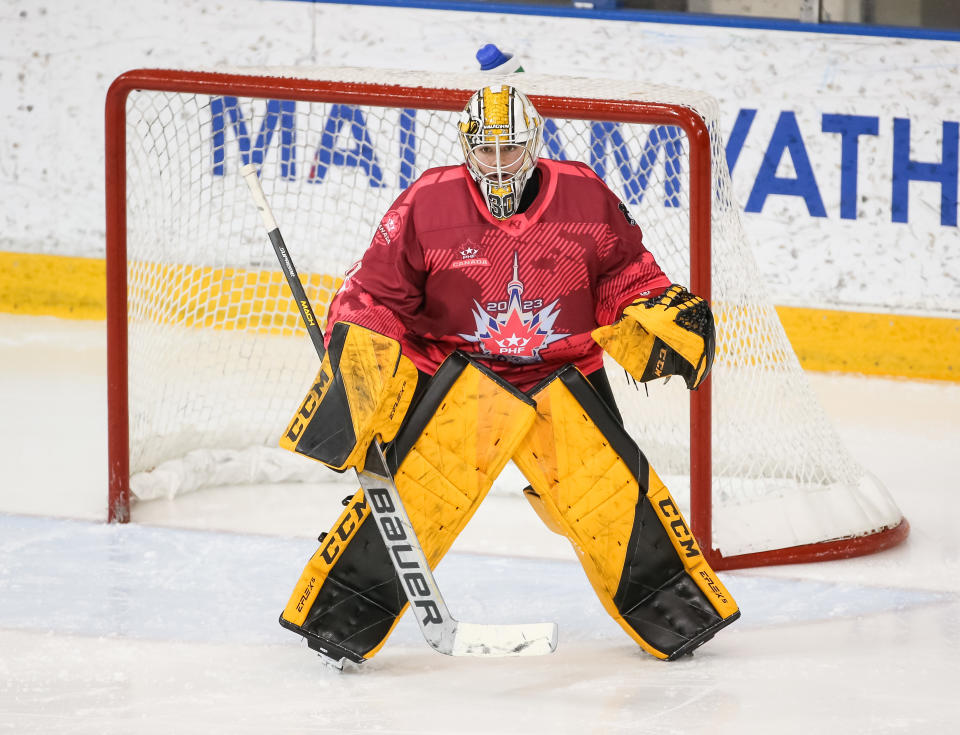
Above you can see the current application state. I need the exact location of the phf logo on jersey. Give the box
[452,240,489,268]
[460,253,568,363]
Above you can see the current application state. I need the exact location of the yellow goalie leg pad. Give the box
[280,352,538,662]
[280,488,370,629]
[514,366,739,660]
[388,354,538,566]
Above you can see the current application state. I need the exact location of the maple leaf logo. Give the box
[459,252,567,363]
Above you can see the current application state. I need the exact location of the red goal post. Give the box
[104,68,907,570]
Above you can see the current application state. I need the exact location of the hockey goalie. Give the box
[277,84,739,667]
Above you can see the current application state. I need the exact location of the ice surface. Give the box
[1,313,958,733]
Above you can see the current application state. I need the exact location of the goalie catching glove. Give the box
[280,321,419,471]
[591,284,715,390]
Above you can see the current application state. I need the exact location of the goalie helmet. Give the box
[458,85,543,220]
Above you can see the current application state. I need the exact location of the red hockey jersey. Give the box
[326,158,671,391]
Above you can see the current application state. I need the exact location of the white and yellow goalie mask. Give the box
[458,85,543,220]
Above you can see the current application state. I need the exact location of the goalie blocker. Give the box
[280,321,418,472]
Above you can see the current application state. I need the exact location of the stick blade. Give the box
[447,621,558,658]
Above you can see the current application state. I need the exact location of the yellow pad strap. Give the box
[522,487,565,536]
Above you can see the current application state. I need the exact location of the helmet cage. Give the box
[458,86,543,219]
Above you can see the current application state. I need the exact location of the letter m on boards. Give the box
[210,96,297,179]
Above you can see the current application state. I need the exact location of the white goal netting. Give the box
[113,67,903,560]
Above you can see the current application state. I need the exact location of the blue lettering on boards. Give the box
[821,114,880,220]
[590,123,683,207]
[398,109,417,190]
[745,111,826,217]
[725,108,757,176]
[309,104,385,187]
[891,118,958,227]
[211,97,296,179]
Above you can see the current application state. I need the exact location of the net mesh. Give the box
[118,68,902,556]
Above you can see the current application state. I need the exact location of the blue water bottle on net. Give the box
[476,43,524,74]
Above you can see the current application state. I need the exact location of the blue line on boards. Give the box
[278,0,960,43]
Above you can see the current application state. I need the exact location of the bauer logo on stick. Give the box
[365,485,444,626]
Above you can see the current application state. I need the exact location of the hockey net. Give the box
[105,67,907,569]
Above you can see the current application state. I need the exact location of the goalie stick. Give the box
[240,163,558,660]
